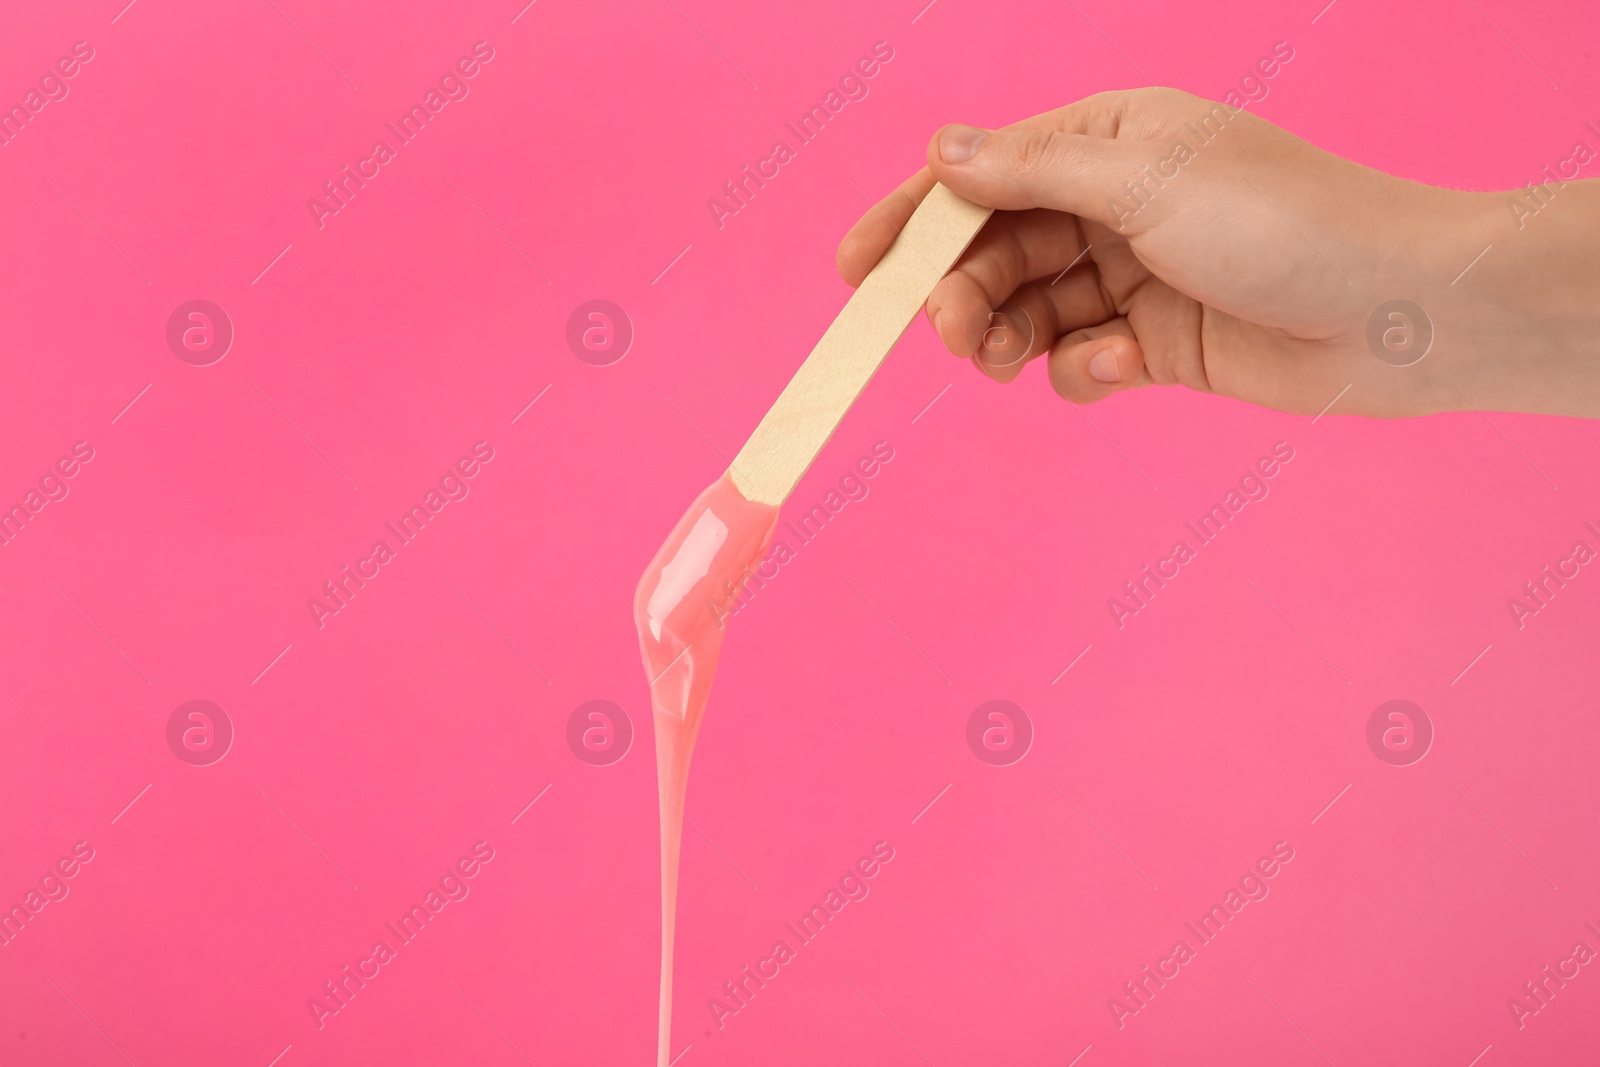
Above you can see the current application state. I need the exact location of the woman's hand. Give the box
[838,88,1600,419]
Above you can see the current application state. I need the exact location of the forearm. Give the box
[1433,179,1600,418]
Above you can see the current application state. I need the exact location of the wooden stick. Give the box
[729,184,991,506]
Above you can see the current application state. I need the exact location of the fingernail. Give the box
[939,125,988,163]
[1087,347,1121,383]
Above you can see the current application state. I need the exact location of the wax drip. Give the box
[634,473,779,1066]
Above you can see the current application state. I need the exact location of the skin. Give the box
[837,88,1600,419]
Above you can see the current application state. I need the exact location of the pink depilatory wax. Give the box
[633,472,779,1066]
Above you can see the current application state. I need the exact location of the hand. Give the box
[838,88,1600,418]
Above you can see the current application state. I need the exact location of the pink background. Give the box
[3,0,1600,1063]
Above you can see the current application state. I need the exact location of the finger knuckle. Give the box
[1009,130,1067,177]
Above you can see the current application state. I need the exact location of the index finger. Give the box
[835,167,937,287]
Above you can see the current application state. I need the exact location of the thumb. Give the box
[928,124,1140,231]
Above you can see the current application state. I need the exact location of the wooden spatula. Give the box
[729,183,992,505]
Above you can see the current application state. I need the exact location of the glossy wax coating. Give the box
[633,472,779,1067]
